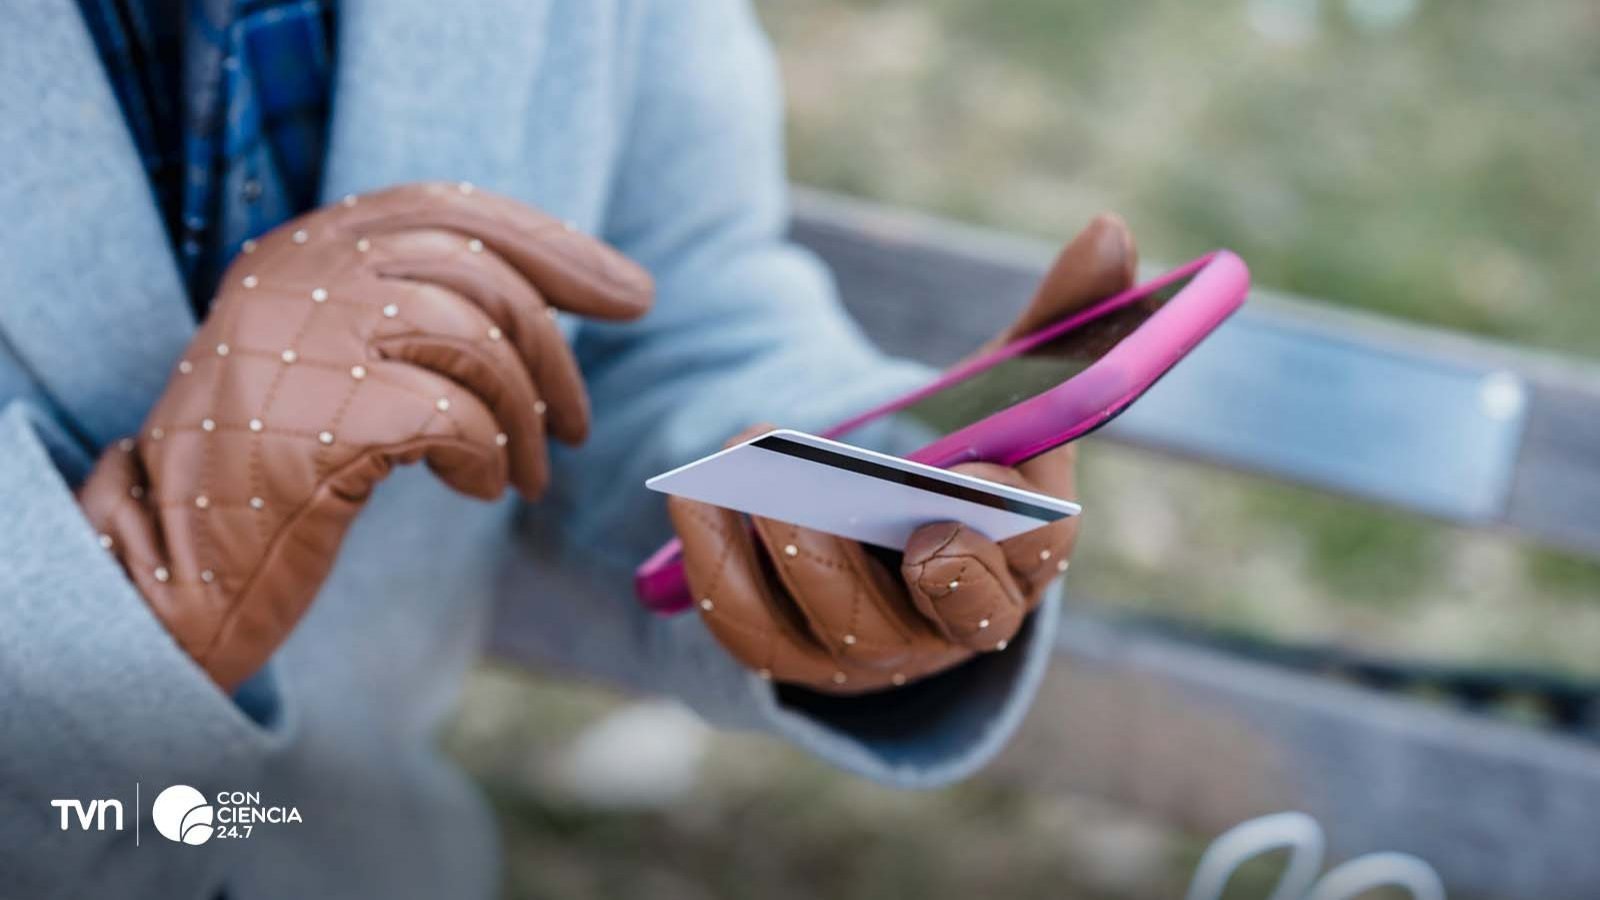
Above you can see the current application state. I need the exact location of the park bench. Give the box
[789,188,1600,899]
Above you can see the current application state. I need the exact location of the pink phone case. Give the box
[636,250,1249,614]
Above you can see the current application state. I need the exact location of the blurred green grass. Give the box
[450,669,1198,900]
[767,0,1600,356]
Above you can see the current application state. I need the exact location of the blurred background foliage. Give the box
[450,2,1600,897]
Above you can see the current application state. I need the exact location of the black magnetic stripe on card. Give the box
[750,435,1067,522]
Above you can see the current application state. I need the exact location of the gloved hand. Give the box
[668,214,1136,694]
[78,183,653,691]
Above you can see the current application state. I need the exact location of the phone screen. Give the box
[833,272,1196,454]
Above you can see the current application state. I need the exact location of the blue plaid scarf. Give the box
[77,0,336,310]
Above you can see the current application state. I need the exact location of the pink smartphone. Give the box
[636,249,1250,614]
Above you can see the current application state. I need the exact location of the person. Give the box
[0,0,1136,896]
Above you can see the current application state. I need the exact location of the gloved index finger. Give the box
[1002,212,1138,343]
[343,182,655,321]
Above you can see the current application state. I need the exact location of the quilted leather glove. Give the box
[669,214,1136,694]
[78,183,653,691]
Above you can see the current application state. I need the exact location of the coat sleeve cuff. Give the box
[0,402,294,781]
[493,527,1062,790]
[656,582,1061,789]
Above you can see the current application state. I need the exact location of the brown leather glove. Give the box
[668,214,1136,695]
[78,183,652,691]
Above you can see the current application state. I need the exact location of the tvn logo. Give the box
[49,798,123,832]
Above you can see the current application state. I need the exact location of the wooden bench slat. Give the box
[1106,310,1525,522]
[1509,382,1600,556]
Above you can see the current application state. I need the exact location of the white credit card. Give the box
[645,429,1080,549]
